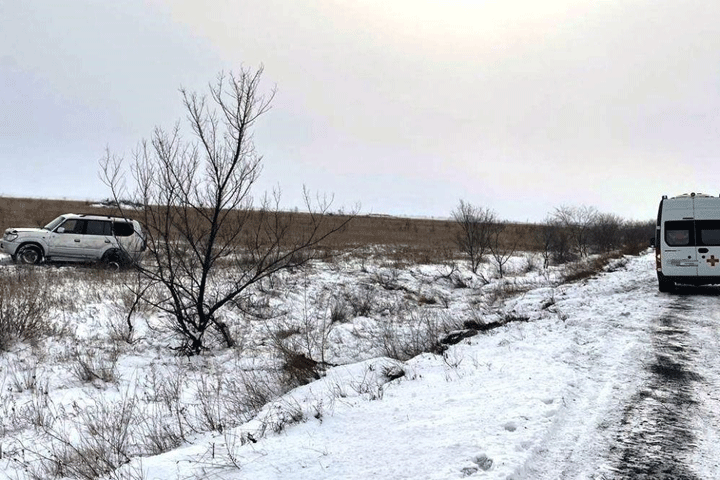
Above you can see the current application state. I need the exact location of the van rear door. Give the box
[695,220,720,276]
[693,197,720,278]
[662,220,698,277]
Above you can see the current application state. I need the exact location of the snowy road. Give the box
[606,294,705,479]
[621,289,720,480]
[519,274,720,479]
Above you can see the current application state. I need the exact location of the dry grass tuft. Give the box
[0,269,55,351]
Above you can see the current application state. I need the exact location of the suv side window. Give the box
[86,220,112,236]
[59,219,86,234]
[113,222,135,237]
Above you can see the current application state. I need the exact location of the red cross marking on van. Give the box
[708,255,720,267]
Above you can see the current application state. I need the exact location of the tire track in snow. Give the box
[607,296,702,479]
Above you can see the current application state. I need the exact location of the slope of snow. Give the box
[107,253,684,479]
[4,251,718,479]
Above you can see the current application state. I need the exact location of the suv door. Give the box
[49,219,87,258]
[83,220,114,259]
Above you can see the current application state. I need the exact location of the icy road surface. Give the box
[521,282,720,480]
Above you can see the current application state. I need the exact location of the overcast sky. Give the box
[3,0,720,222]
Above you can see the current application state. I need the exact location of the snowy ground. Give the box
[1,250,719,479]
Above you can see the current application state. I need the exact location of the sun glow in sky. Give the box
[3,1,720,221]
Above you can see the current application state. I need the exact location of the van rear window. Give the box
[697,220,720,246]
[665,220,693,246]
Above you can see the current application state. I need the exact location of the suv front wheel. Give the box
[16,244,43,265]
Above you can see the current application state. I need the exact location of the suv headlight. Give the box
[4,232,17,242]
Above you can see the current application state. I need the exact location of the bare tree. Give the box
[101,66,353,355]
[589,212,623,254]
[620,219,655,255]
[535,217,558,269]
[488,221,521,278]
[552,205,598,258]
[452,200,497,274]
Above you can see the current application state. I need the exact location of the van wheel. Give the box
[17,245,43,265]
[658,278,675,293]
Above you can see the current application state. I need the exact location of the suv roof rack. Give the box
[77,213,113,218]
[75,213,133,221]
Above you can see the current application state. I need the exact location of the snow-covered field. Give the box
[1,250,718,479]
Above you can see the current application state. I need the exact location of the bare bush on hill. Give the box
[488,221,522,278]
[551,205,598,258]
[589,212,623,254]
[452,200,497,274]
[539,206,653,266]
[536,217,567,268]
[378,310,448,361]
[449,200,651,274]
[101,66,354,355]
[620,219,655,255]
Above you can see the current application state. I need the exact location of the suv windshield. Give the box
[44,216,66,231]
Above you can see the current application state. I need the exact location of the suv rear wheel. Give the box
[17,245,43,265]
[101,250,124,272]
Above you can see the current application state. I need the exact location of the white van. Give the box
[654,193,720,291]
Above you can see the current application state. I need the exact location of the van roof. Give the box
[670,192,717,199]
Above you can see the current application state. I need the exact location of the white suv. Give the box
[1,213,146,269]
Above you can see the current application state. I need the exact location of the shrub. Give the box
[562,255,613,283]
[233,368,282,416]
[0,270,54,351]
[348,286,376,317]
[551,205,598,258]
[329,296,348,323]
[379,311,447,360]
[71,347,119,384]
[589,212,623,254]
[139,404,185,456]
[620,219,655,255]
[19,395,140,480]
[452,200,497,274]
[101,66,354,355]
[279,348,321,387]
